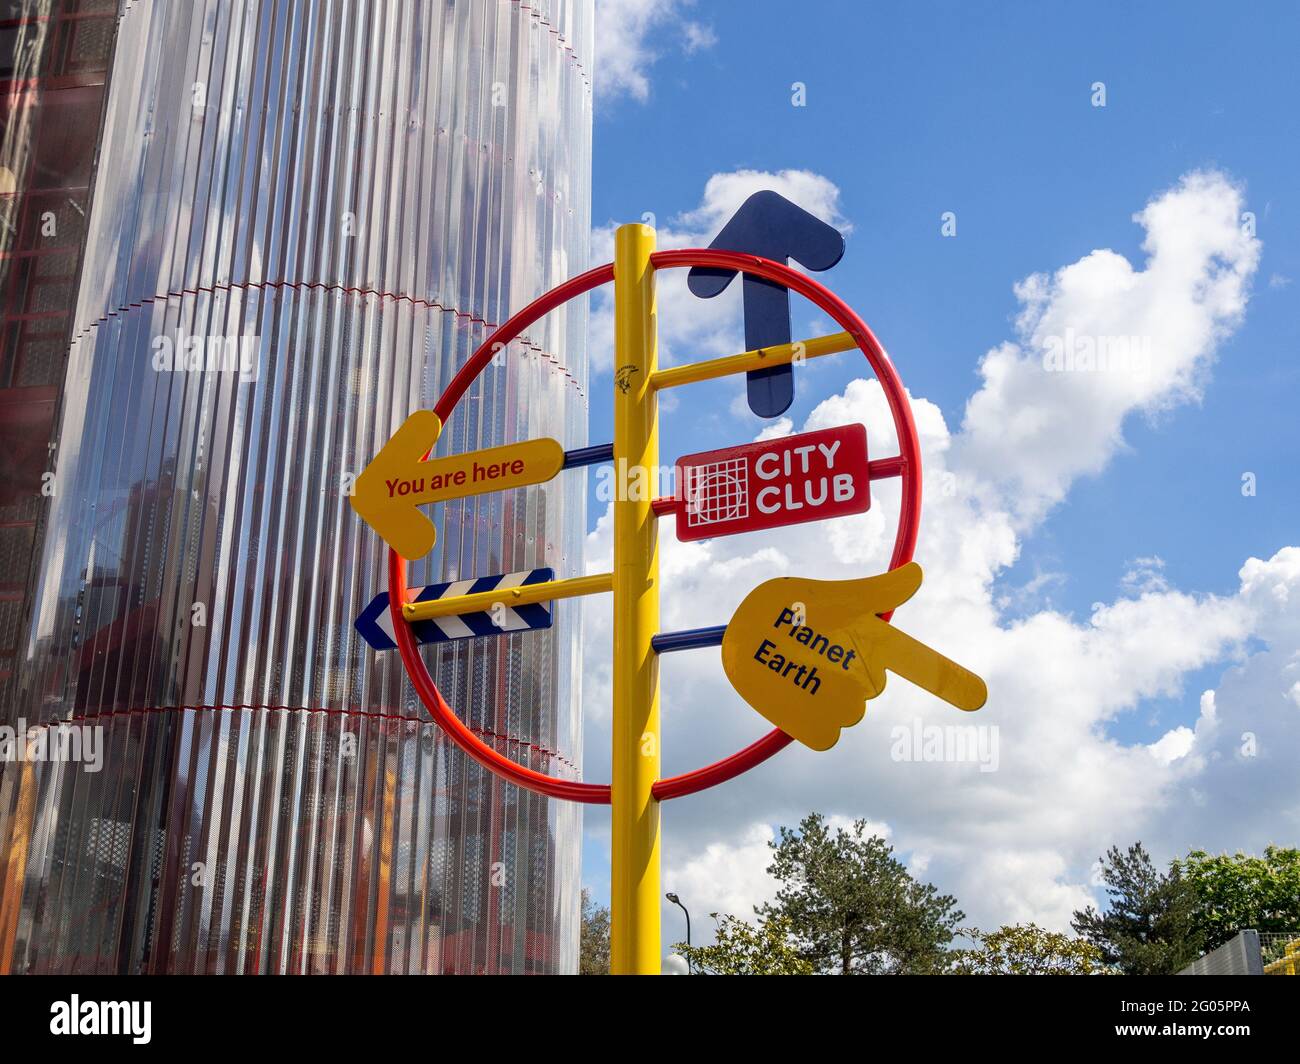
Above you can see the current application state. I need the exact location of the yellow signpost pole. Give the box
[610,222,661,975]
[350,222,987,975]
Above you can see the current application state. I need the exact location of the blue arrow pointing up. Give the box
[688,190,845,418]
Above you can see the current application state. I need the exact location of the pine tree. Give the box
[758,813,964,974]
[1071,842,1203,974]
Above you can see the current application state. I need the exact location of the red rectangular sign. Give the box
[672,423,870,542]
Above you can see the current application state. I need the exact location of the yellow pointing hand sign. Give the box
[351,410,566,560]
[720,562,987,751]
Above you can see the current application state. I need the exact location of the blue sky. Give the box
[578,0,1299,934]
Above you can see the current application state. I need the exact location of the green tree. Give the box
[676,914,813,975]
[951,923,1110,975]
[758,813,965,974]
[579,888,610,975]
[1180,846,1300,950]
[1071,842,1203,975]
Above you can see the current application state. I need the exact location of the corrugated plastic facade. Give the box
[0,0,592,974]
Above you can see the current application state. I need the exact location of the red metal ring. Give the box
[388,249,922,803]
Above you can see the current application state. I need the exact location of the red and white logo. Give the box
[672,423,870,542]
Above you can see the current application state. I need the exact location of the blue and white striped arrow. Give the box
[354,567,555,651]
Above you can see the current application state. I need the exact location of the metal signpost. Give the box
[351,200,988,975]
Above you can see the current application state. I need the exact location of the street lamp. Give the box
[665,892,691,974]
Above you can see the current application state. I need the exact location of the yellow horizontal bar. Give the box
[402,572,613,622]
[649,330,856,391]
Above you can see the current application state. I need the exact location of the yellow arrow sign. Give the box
[720,562,986,751]
[350,410,565,559]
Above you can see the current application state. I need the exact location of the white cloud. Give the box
[594,0,716,103]
[681,21,717,54]
[582,169,1292,936]
[1158,547,1300,845]
[754,417,794,442]
[674,169,849,237]
[1149,726,1195,765]
[589,169,848,375]
[959,849,1096,930]
[1120,556,1171,596]
[667,822,781,922]
[955,170,1259,527]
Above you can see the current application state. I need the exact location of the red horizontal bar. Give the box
[869,455,906,479]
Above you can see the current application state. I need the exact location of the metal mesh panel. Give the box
[1178,930,1264,976]
[1261,932,1300,975]
[1,0,591,974]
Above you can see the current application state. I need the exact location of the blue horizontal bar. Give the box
[652,625,727,654]
[562,443,614,469]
